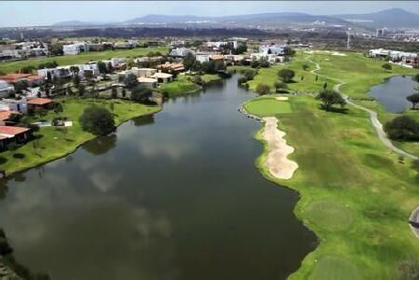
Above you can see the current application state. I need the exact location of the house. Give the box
[169,48,195,58]
[0,125,31,150]
[0,110,20,125]
[114,42,132,49]
[157,62,185,73]
[38,67,71,80]
[196,54,211,63]
[138,68,157,78]
[151,72,173,83]
[63,42,89,55]
[87,43,105,52]
[0,80,14,98]
[1,98,28,114]
[259,45,286,56]
[0,74,45,87]
[209,55,224,61]
[27,98,53,110]
[137,77,158,88]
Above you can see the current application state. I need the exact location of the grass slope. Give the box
[159,76,202,97]
[0,98,161,175]
[244,95,292,117]
[245,51,419,279]
[0,47,169,74]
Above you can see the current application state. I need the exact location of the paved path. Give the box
[308,58,418,160]
[409,207,419,239]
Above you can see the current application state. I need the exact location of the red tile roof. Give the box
[0,126,30,136]
[27,98,53,105]
[0,74,45,83]
[0,110,20,121]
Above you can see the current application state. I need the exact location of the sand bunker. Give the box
[275,96,289,101]
[304,50,347,56]
[262,117,298,180]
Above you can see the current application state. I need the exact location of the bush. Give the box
[79,106,115,136]
[130,86,154,104]
[382,63,392,71]
[384,116,419,141]
[12,153,25,159]
[256,84,271,95]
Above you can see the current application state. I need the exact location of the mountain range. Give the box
[53,8,419,29]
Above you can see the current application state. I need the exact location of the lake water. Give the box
[0,76,316,279]
[368,76,419,113]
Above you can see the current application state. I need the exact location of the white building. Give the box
[0,80,14,98]
[137,77,158,88]
[151,72,173,83]
[1,98,28,114]
[259,45,286,56]
[63,43,89,55]
[196,54,211,63]
[169,48,195,58]
[369,48,418,61]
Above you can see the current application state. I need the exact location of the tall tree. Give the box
[316,89,346,111]
[277,69,295,83]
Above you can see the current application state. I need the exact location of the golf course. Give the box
[243,51,419,279]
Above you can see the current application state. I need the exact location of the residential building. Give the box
[1,98,28,114]
[0,126,31,150]
[169,48,195,58]
[0,74,45,87]
[0,80,14,98]
[63,42,89,55]
[196,54,210,63]
[259,45,286,56]
[0,110,20,126]
[138,68,157,78]
[157,62,185,73]
[151,72,173,83]
[27,98,53,110]
[137,77,158,88]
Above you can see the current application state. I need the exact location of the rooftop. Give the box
[0,125,30,137]
[0,110,20,121]
[27,98,53,105]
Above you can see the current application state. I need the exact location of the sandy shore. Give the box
[262,117,298,180]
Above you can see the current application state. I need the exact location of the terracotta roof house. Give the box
[0,74,45,86]
[0,125,31,150]
[27,98,53,106]
[157,62,185,73]
[0,110,20,125]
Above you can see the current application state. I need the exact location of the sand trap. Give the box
[262,117,298,180]
[275,96,289,101]
[331,52,347,56]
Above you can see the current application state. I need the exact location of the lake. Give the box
[0,76,316,279]
[368,76,418,113]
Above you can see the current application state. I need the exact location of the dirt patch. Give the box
[262,117,298,180]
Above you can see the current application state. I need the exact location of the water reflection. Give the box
[0,75,316,279]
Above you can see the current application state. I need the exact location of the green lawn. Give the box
[0,98,161,175]
[245,51,419,279]
[201,74,222,84]
[159,76,202,97]
[244,95,292,116]
[0,47,169,74]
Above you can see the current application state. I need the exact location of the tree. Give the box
[77,84,85,97]
[274,81,288,93]
[130,86,153,103]
[277,69,295,83]
[73,75,81,88]
[14,80,29,93]
[382,63,392,71]
[79,106,115,136]
[283,46,295,56]
[111,87,118,99]
[406,93,419,109]
[183,53,196,71]
[124,73,138,88]
[66,86,74,96]
[53,103,63,115]
[232,44,247,55]
[20,66,35,74]
[256,84,271,95]
[384,115,419,141]
[302,64,309,71]
[107,62,114,73]
[316,89,346,111]
[412,74,419,83]
[323,82,328,89]
[121,88,126,98]
[49,43,63,56]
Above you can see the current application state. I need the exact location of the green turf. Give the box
[309,256,363,280]
[244,95,292,116]
[245,51,419,279]
[0,47,169,74]
[159,76,202,97]
[0,98,161,175]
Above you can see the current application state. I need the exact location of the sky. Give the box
[1,1,419,27]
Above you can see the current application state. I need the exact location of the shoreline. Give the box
[2,105,162,179]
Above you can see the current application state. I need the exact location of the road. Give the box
[308,58,418,160]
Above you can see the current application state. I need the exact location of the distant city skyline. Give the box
[0,1,419,27]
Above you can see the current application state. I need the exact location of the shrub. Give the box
[384,116,419,141]
[382,63,392,71]
[256,84,271,95]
